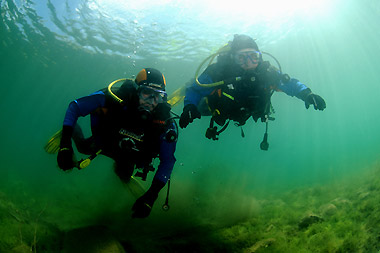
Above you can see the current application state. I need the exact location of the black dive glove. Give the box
[179,104,201,128]
[299,89,326,111]
[57,126,75,171]
[304,93,326,110]
[132,179,165,219]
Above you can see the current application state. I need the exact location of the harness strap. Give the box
[217,119,230,135]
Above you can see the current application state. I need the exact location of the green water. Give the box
[1,0,380,252]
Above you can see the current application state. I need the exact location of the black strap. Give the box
[162,178,171,211]
[217,119,230,135]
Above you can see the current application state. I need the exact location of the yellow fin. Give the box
[167,86,186,107]
[44,129,62,154]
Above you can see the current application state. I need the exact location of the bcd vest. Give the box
[92,80,170,164]
[207,73,273,126]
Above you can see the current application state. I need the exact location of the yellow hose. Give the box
[107,78,128,104]
[194,44,231,87]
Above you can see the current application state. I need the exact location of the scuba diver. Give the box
[56,68,177,219]
[179,34,326,148]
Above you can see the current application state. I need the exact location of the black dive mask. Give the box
[138,86,166,104]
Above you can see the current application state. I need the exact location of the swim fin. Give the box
[124,176,146,198]
[44,129,62,154]
[167,86,186,107]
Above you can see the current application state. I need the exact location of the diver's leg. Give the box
[113,158,135,184]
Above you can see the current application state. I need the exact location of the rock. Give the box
[298,214,324,230]
[319,203,337,217]
[331,198,351,207]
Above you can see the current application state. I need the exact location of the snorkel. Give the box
[194,43,231,87]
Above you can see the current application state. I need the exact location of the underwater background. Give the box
[1,0,380,252]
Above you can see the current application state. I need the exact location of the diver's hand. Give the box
[57,125,75,171]
[179,104,201,128]
[131,179,165,218]
[57,147,75,171]
[131,192,157,219]
[304,93,326,111]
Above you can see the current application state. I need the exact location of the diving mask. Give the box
[234,50,261,65]
[138,86,166,104]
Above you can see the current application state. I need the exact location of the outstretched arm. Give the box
[131,123,177,218]
[278,78,326,111]
[255,61,326,111]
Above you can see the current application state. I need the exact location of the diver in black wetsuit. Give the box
[180,34,326,146]
[57,68,177,218]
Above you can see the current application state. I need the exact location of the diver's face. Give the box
[139,96,157,112]
[138,87,164,112]
[234,48,261,70]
